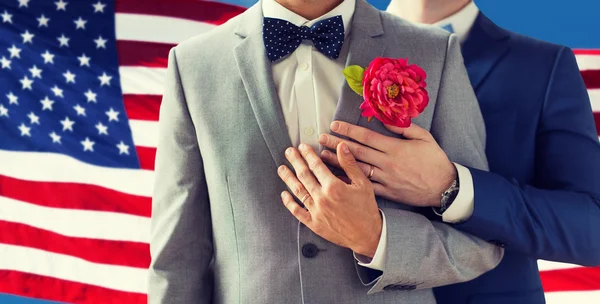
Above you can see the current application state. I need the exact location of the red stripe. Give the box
[0,221,150,268]
[136,146,157,171]
[0,175,151,217]
[581,70,600,89]
[594,113,600,136]
[0,270,146,304]
[117,40,173,68]
[124,94,161,121]
[541,267,600,292]
[115,0,245,25]
[574,49,600,55]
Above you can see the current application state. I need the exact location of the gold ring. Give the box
[367,165,375,179]
[300,193,311,203]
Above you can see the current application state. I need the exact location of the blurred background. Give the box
[0,0,598,303]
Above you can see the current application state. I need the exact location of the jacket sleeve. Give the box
[148,48,214,304]
[455,47,600,266]
[356,34,504,294]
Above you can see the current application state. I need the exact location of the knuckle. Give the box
[293,186,303,197]
[297,169,311,181]
[363,130,375,144]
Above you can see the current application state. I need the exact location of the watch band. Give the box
[433,176,460,217]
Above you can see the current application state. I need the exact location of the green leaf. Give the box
[343,65,365,96]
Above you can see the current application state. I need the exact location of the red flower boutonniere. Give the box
[343,57,429,128]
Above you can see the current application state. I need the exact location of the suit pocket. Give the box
[468,289,545,304]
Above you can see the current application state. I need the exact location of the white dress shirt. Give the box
[265,0,478,272]
[433,1,479,44]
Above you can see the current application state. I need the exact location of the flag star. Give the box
[40,96,54,110]
[81,137,95,152]
[8,45,21,58]
[37,14,50,27]
[106,108,119,122]
[21,30,34,44]
[57,34,70,47]
[84,89,97,103]
[18,0,30,8]
[73,104,86,116]
[1,10,12,24]
[0,57,10,69]
[18,123,31,137]
[117,141,130,155]
[41,50,55,64]
[51,85,64,98]
[55,0,68,11]
[7,92,18,105]
[20,76,33,90]
[74,17,87,29]
[95,122,108,135]
[28,112,40,124]
[78,54,91,67]
[94,36,107,49]
[98,72,112,86]
[93,1,106,13]
[29,65,42,78]
[0,105,8,117]
[49,132,61,144]
[63,70,76,83]
[60,117,75,131]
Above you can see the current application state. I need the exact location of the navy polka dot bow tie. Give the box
[262,15,345,62]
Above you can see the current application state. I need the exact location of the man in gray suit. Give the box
[149,0,503,303]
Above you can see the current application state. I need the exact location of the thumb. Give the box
[384,123,431,141]
[336,142,366,184]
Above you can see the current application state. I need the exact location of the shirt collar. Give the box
[433,1,479,43]
[262,0,356,36]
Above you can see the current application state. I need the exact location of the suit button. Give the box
[302,243,318,258]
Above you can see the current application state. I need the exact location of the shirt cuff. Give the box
[353,209,387,272]
[442,163,475,223]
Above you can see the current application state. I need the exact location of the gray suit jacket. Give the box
[149,1,504,303]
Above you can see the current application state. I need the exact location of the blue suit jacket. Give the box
[433,13,600,304]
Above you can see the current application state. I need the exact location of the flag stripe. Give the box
[0,270,146,304]
[130,120,159,148]
[574,50,600,55]
[0,221,150,269]
[0,150,154,197]
[581,70,600,89]
[115,13,216,45]
[590,89,600,112]
[123,94,162,122]
[541,267,600,292]
[545,291,600,304]
[0,244,147,294]
[538,260,583,272]
[0,196,149,243]
[117,41,173,68]
[120,67,166,95]
[136,146,157,171]
[115,0,245,25]
[0,174,150,217]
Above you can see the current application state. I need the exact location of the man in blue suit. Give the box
[318,0,600,303]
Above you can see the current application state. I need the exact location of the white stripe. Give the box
[538,260,583,272]
[0,150,154,197]
[130,120,159,148]
[545,290,600,304]
[116,13,216,45]
[576,54,600,70]
[0,244,147,293]
[0,196,149,243]
[589,89,600,112]
[120,66,166,95]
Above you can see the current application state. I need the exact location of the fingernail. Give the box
[278,165,285,173]
[321,150,331,157]
[330,121,339,131]
[281,191,286,199]
[286,148,293,155]
[318,134,327,144]
[299,144,307,151]
[341,143,350,154]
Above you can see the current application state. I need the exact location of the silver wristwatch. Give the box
[433,177,460,217]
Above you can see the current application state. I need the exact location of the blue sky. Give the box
[1,0,597,303]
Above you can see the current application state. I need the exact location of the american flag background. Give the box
[0,0,597,303]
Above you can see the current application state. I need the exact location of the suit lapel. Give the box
[462,13,511,90]
[333,0,385,126]
[233,3,293,168]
